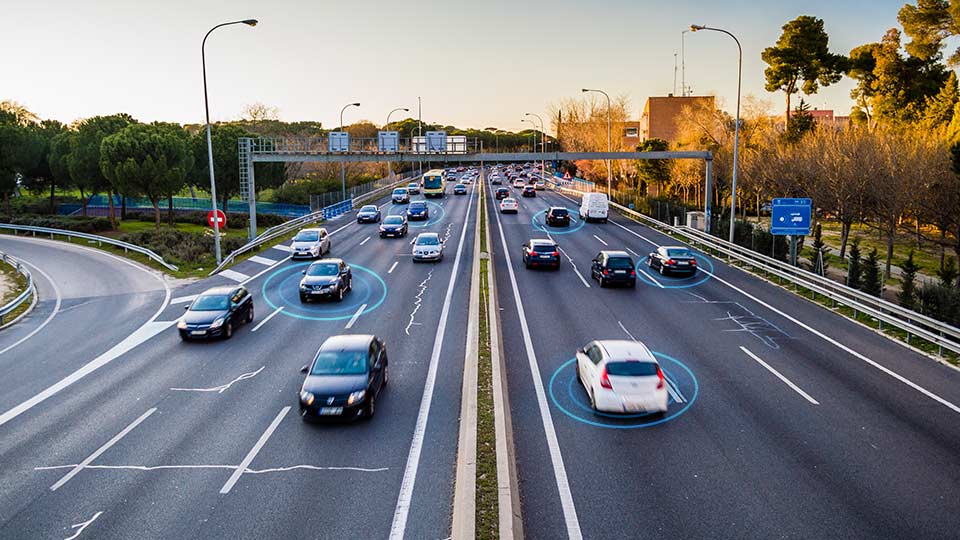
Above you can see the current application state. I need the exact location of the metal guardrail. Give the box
[0,251,35,326]
[554,186,960,357]
[208,174,414,276]
[0,224,179,272]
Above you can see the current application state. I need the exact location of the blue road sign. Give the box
[770,198,812,236]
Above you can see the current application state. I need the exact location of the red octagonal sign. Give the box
[207,209,226,229]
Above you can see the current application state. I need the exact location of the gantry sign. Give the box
[237,136,714,239]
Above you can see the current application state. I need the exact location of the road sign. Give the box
[328,132,350,153]
[377,131,399,152]
[426,131,447,152]
[207,209,226,229]
[770,198,811,236]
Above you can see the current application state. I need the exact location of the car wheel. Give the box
[247,305,254,323]
[380,233,385,238]
[224,322,233,340]
[599,277,606,288]
[575,363,582,383]
[299,295,308,303]
[364,394,376,419]
[629,280,636,288]
[648,258,655,268]
[337,286,344,302]
[659,265,666,276]
[347,276,353,292]
[589,389,598,411]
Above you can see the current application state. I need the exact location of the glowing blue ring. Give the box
[262,262,387,321]
[635,253,715,289]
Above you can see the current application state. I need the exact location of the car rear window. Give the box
[550,208,568,216]
[533,244,558,253]
[311,350,367,375]
[606,257,634,269]
[667,249,692,257]
[606,361,658,377]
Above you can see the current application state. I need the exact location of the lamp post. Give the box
[582,88,612,196]
[525,112,546,182]
[521,118,537,154]
[339,102,360,200]
[202,18,258,265]
[691,24,741,244]
[385,107,408,178]
[682,29,689,97]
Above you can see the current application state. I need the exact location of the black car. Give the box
[299,334,388,421]
[178,286,254,340]
[379,215,408,238]
[407,201,429,220]
[491,177,502,185]
[495,187,510,200]
[356,205,381,223]
[545,207,570,227]
[522,239,561,270]
[522,185,536,197]
[299,259,352,302]
[648,246,698,276]
[591,250,637,288]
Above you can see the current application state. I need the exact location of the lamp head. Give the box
[352,102,361,107]
[581,88,589,93]
[402,108,410,112]
[243,19,258,27]
[690,24,705,31]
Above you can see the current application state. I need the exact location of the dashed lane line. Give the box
[741,346,819,405]
[251,306,284,332]
[248,255,277,266]
[345,303,368,330]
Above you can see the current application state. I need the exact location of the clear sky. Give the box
[4,0,906,132]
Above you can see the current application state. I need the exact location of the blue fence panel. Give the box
[76,195,310,217]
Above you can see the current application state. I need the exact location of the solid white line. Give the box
[170,294,198,305]
[220,406,290,495]
[626,247,640,257]
[610,219,660,247]
[219,269,250,282]
[638,268,665,288]
[592,234,608,246]
[241,255,291,286]
[491,183,583,539]
[345,303,367,330]
[51,408,157,491]
[248,255,276,266]
[741,346,819,405]
[251,306,284,332]
[359,236,371,246]
[389,180,476,540]
[388,261,399,274]
[557,246,590,288]
[617,321,637,341]
[0,259,62,357]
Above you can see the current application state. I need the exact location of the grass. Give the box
[0,258,31,324]
[111,219,267,240]
[817,220,946,279]
[476,183,499,540]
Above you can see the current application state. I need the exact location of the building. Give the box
[639,95,715,143]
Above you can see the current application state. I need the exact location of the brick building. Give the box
[640,95,715,143]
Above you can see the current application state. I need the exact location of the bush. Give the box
[117,229,246,265]
[9,195,82,216]
[0,214,113,233]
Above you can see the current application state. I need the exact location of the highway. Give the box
[485,177,960,539]
[0,177,477,539]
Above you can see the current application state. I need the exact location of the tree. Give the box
[782,99,816,143]
[240,102,280,123]
[811,222,830,276]
[100,123,193,228]
[938,256,958,286]
[635,138,671,195]
[848,240,863,289]
[21,120,66,213]
[67,114,136,224]
[762,15,847,127]
[0,110,43,212]
[48,131,76,209]
[898,0,960,64]
[898,250,921,309]
[862,247,883,296]
[921,71,959,130]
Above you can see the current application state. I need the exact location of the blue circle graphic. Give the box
[261,262,388,321]
[635,253,715,289]
[531,207,585,235]
[548,352,699,429]
[388,200,446,228]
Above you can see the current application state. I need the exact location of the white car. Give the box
[406,182,421,195]
[513,179,525,189]
[461,177,472,184]
[499,197,519,213]
[535,180,545,190]
[411,232,444,262]
[576,340,669,414]
[290,228,330,259]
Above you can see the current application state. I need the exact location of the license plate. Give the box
[190,330,206,336]
[540,255,551,259]
[615,270,626,274]
[678,261,689,266]
[319,407,343,416]
[311,290,326,295]
[624,403,642,412]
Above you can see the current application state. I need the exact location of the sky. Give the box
[4,0,908,133]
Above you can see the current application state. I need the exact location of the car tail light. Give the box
[690,260,697,265]
[602,269,609,276]
[552,251,559,257]
[666,259,676,266]
[600,367,613,389]
[630,269,636,277]
[656,366,665,390]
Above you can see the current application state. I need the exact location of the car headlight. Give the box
[300,390,315,406]
[300,281,308,290]
[177,319,187,330]
[210,317,225,329]
[347,389,366,405]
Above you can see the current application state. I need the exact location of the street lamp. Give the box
[339,102,360,200]
[202,18,258,265]
[521,118,537,153]
[582,88,612,196]
[691,24,742,244]
[525,112,546,182]
[385,108,408,177]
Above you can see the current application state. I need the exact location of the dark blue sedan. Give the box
[406,201,429,220]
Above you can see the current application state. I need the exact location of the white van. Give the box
[579,192,609,223]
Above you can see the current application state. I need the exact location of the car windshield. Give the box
[410,202,426,209]
[393,189,407,195]
[551,209,568,216]
[666,248,692,258]
[607,257,634,269]
[605,361,659,377]
[360,205,377,212]
[310,350,367,376]
[383,216,404,225]
[306,263,339,276]
[408,183,418,187]
[417,235,440,246]
[456,184,465,188]
[532,244,557,253]
[191,295,230,311]
[294,231,319,242]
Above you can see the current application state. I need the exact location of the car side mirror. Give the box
[184,305,190,311]
[300,365,309,374]
[301,270,306,275]
[577,347,585,355]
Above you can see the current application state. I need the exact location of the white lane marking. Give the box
[272,245,292,253]
[638,268,665,288]
[491,183,583,539]
[359,236,371,246]
[64,511,103,540]
[626,247,640,257]
[245,464,389,474]
[388,261,399,274]
[557,246,590,288]
[0,259,62,357]
[220,406,291,495]
[390,181,476,540]
[610,219,660,247]
[248,255,276,266]
[405,270,434,335]
[664,373,687,403]
[251,306,284,332]
[345,303,368,330]
[37,463,387,474]
[170,367,265,394]
[740,347,819,405]
[617,321,637,341]
[592,234,608,246]
[50,408,157,491]
[170,294,197,305]
[0,320,174,428]
[219,269,250,282]
[241,255,291,286]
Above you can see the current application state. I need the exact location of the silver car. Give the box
[290,228,330,259]
[411,232,444,262]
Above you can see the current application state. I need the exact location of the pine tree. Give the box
[898,250,920,310]
[938,256,958,288]
[847,240,863,289]
[811,222,830,276]
[862,248,882,297]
